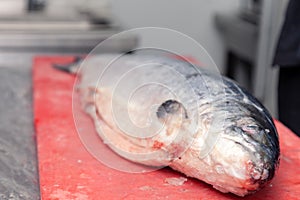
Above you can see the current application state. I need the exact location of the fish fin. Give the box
[80,87,102,110]
[52,56,83,74]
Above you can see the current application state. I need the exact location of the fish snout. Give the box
[239,123,279,183]
[225,123,279,191]
[246,158,275,187]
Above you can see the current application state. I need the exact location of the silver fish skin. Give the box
[74,54,280,197]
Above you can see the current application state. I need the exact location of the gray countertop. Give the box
[0,64,39,200]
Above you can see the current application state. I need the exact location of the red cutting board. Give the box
[33,56,300,200]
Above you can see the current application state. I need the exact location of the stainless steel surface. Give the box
[253,0,285,103]
[0,61,39,199]
[0,14,138,54]
[215,13,258,62]
[0,30,138,53]
[215,0,287,116]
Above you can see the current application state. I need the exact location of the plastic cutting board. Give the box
[33,56,300,200]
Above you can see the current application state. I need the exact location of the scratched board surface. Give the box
[33,57,300,200]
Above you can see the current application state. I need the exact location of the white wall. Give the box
[110,0,240,73]
[0,0,26,16]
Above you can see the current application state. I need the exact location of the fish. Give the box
[55,54,280,196]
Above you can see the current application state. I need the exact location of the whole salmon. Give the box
[58,54,280,196]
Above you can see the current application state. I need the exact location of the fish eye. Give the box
[156,99,188,119]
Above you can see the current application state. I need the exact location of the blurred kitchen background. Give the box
[0,0,289,116]
[0,1,290,198]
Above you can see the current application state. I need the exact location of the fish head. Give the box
[182,98,281,196]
